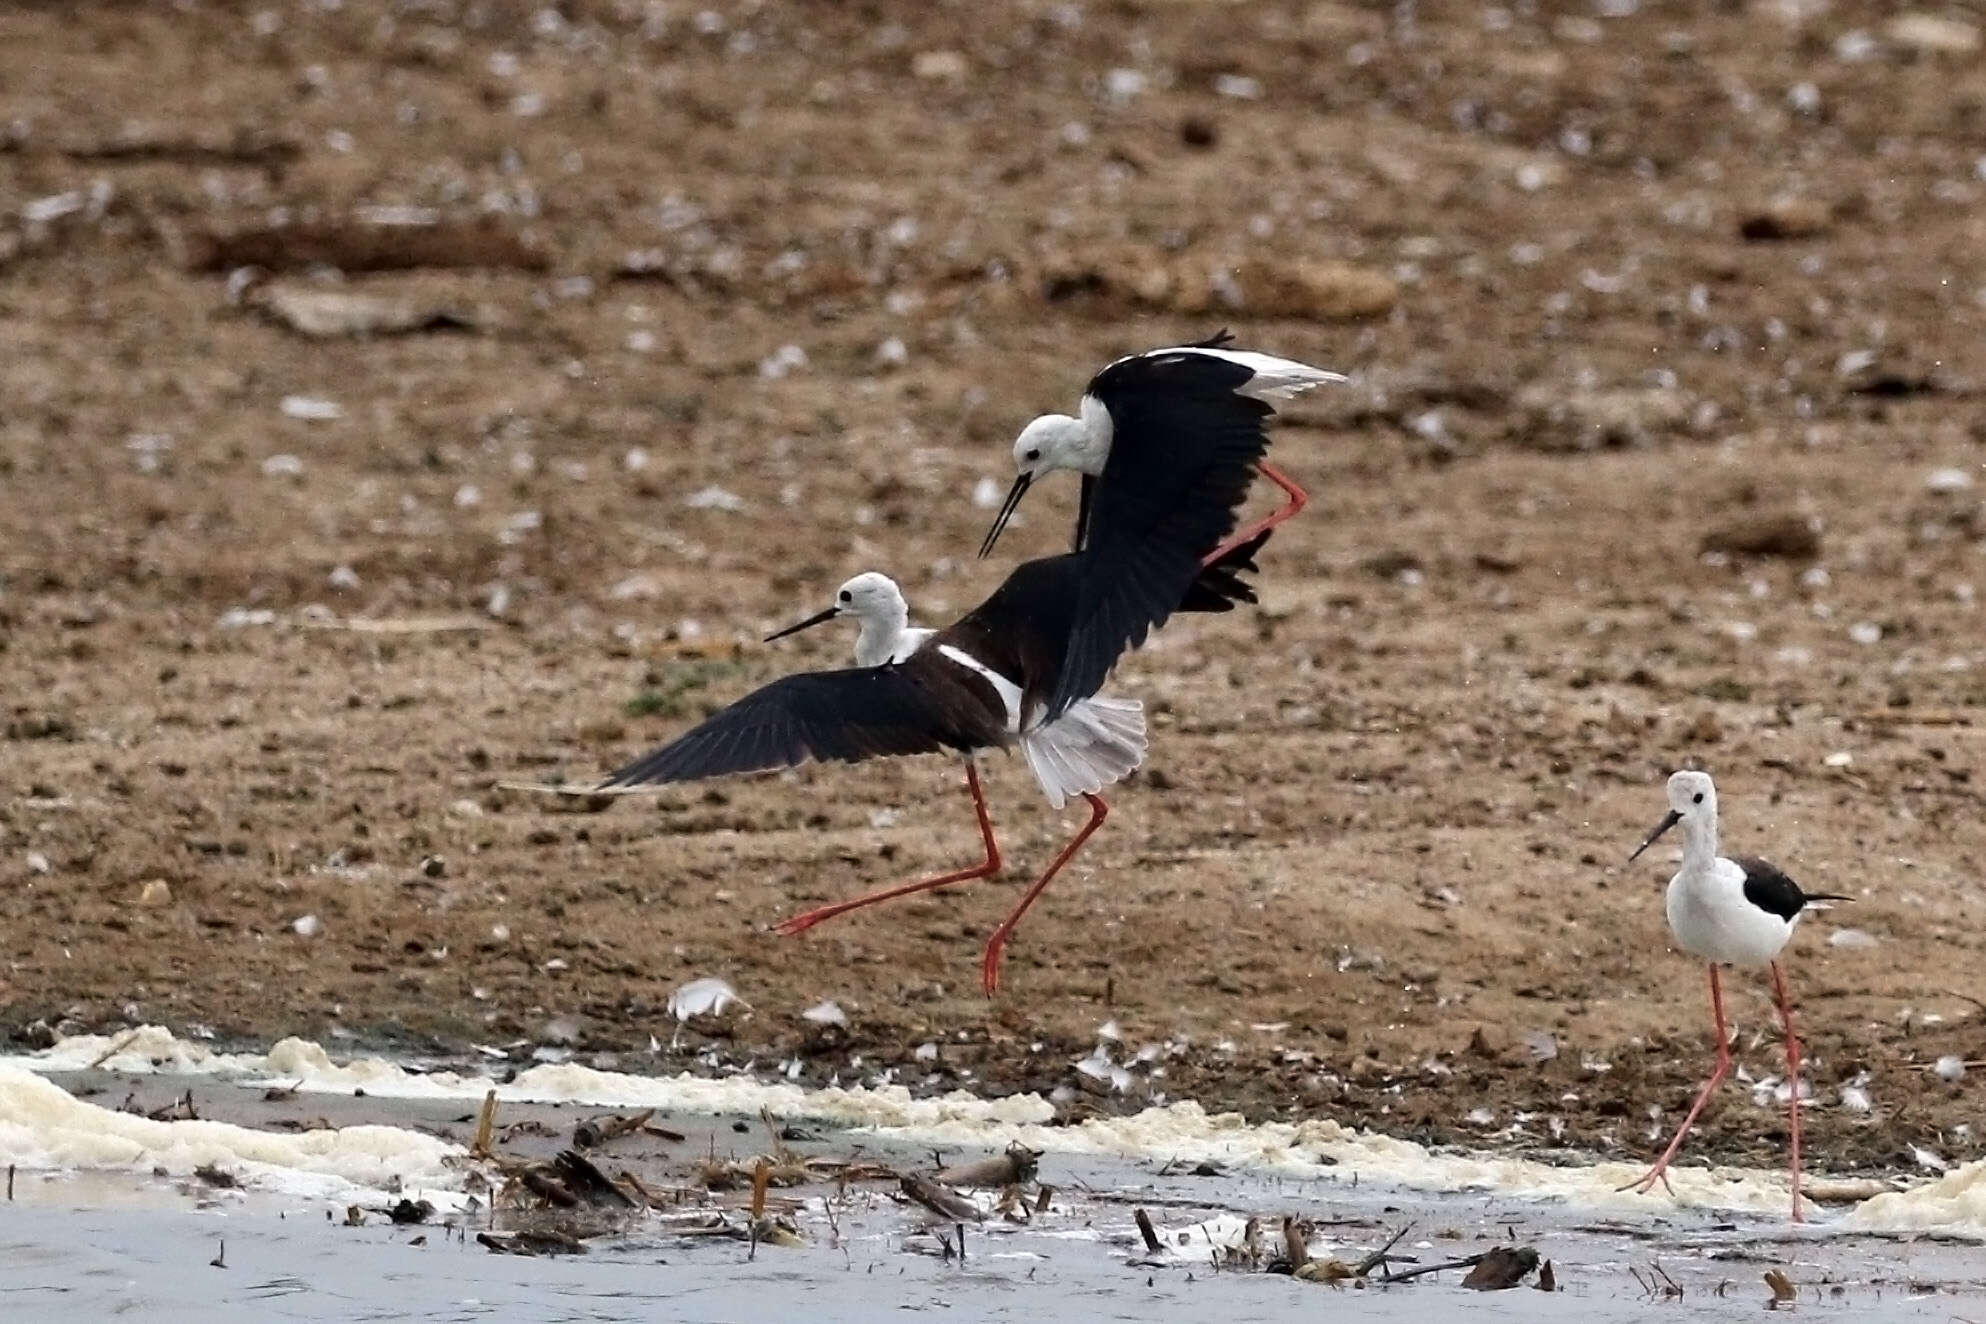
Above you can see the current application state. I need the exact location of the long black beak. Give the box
[977,472,1032,559]
[1627,809,1683,864]
[764,606,839,643]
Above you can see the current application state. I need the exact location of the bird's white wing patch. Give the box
[936,645,1022,733]
[1020,694,1147,809]
[1178,348,1349,401]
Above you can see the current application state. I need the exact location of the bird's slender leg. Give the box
[1620,965,1733,1199]
[979,793,1109,997]
[1770,960,1806,1224]
[776,762,1001,936]
[1202,461,1309,568]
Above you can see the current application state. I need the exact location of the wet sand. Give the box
[6,1067,1983,1323]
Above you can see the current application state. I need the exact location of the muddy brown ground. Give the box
[5,1,1986,1180]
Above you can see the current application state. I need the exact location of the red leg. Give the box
[979,793,1109,997]
[1621,965,1732,1198]
[1202,460,1309,568]
[1770,960,1806,1224]
[776,762,1002,936]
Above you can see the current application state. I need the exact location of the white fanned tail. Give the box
[1021,694,1148,809]
[1179,348,1348,401]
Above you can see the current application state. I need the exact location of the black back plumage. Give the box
[1732,855,1852,921]
[1043,334,1279,719]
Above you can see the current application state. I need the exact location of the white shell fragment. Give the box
[801,1000,847,1027]
[668,976,745,1022]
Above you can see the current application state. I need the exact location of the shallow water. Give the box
[3,1033,1984,1321]
[6,1150,1982,1324]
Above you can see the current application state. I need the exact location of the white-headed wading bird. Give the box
[977,331,1342,722]
[1619,769,1848,1222]
[597,538,1270,995]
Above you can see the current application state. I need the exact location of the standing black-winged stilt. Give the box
[598,539,1267,995]
[976,333,1341,722]
[1618,769,1850,1222]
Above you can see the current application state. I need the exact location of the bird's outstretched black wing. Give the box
[1176,528,1272,614]
[598,660,1004,789]
[1068,332,1245,553]
[1732,855,1853,920]
[1044,346,1275,718]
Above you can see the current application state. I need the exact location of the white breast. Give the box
[890,626,935,665]
[1665,857,1798,968]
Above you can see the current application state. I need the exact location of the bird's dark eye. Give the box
[1024,448,1040,462]
[1692,792,1704,804]
[838,591,852,603]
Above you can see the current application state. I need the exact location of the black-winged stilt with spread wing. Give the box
[977,332,1342,722]
[599,538,1269,995]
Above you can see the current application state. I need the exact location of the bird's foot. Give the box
[979,939,1007,997]
[774,909,830,937]
[1616,1167,1677,1198]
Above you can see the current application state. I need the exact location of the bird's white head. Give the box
[979,400,1112,559]
[1664,769,1718,819]
[1011,413,1094,480]
[832,571,906,623]
[764,571,907,650]
[1628,769,1718,865]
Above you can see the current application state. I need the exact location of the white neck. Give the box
[1070,395,1114,476]
[1679,810,1719,873]
[851,604,911,668]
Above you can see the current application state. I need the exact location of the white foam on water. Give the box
[8,1028,1967,1234]
[1845,1159,1986,1234]
[0,1066,464,1205]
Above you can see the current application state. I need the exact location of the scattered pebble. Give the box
[279,395,343,421]
[1700,511,1822,560]
[292,914,322,937]
[1848,621,1883,646]
[1885,13,1980,56]
[25,852,51,875]
[1926,467,1975,493]
[1828,926,1877,947]
[1739,196,1830,241]
[1935,1054,1967,1082]
[261,453,305,478]
[686,485,745,512]
[757,344,807,379]
[138,880,173,907]
[911,49,967,80]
